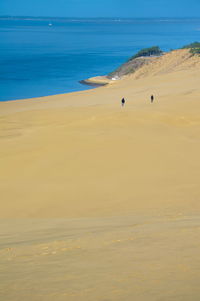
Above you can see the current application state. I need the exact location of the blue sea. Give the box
[1,17,200,101]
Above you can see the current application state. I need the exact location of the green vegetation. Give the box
[182,41,200,49]
[190,48,200,55]
[128,46,163,61]
[182,41,200,55]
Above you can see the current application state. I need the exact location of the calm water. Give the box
[0,17,200,101]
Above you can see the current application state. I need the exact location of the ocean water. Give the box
[0,17,200,101]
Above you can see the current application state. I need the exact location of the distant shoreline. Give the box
[79,80,107,87]
[79,75,114,88]
[1,16,200,20]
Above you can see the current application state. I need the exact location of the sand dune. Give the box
[1,49,200,300]
[1,215,200,301]
[0,49,200,218]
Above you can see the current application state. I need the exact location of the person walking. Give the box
[151,95,154,103]
[121,98,125,107]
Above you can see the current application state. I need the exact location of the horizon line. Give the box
[1,15,200,19]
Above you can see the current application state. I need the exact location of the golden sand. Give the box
[0,49,200,300]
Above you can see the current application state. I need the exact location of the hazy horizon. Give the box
[1,16,200,19]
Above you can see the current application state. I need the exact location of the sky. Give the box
[0,0,200,18]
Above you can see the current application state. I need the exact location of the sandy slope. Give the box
[0,49,200,218]
[0,49,200,300]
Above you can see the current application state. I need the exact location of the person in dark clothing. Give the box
[151,95,154,103]
[121,98,125,107]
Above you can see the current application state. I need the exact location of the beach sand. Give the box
[0,49,200,300]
